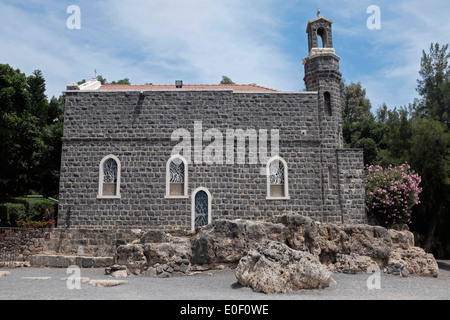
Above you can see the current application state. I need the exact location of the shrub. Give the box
[0,203,26,226]
[0,197,57,227]
[365,163,422,227]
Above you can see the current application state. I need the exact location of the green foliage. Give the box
[342,42,450,257]
[341,81,373,123]
[110,78,130,85]
[416,43,450,127]
[0,203,26,226]
[220,75,235,85]
[0,197,57,227]
[0,64,64,197]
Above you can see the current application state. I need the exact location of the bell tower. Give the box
[303,14,346,222]
[303,15,343,148]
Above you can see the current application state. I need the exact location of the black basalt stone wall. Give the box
[58,89,366,230]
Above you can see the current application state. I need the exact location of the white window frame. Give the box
[97,154,121,199]
[266,155,290,200]
[191,187,212,231]
[165,154,189,199]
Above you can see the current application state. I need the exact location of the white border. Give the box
[165,154,189,199]
[191,187,212,231]
[97,154,121,199]
[266,155,290,200]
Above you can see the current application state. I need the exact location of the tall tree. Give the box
[416,43,450,127]
[0,64,39,196]
[341,81,373,123]
[341,81,384,164]
[408,118,450,254]
[27,70,48,124]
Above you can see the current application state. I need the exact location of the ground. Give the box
[1,261,449,301]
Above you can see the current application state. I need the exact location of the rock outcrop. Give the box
[235,241,336,294]
[190,219,286,266]
[112,214,439,285]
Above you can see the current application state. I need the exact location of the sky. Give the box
[1,0,449,111]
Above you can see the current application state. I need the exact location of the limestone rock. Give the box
[105,264,130,278]
[388,247,439,277]
[277,214,392,263]
[332,253,378,273]
[115,244,147,275]
[190,219,286,266]
[144,235,192,277]
[388,229,414,249]
[235,241,336,294]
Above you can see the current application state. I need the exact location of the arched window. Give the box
[266,156,289,199]
[165,154,188,198]
[324,91,332,116]
[191,187,212,231]
[98,155,121,199]
[317,27,327,48]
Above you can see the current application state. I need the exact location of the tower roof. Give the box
[306,16,334,32]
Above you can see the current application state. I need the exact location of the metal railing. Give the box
[0,228,21,268]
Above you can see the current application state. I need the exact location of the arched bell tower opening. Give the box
[317,27,328,48]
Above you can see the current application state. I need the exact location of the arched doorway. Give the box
[191,187,212,231]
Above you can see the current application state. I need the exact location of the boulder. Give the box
[190,219,286,266]
[277,214,392,264]
[235,241,336,294]
[105,264,130,278]
[139,230,169,244]
[143,235,192,277]
[115,244,147,275]
[388,247,439,277]
[388,229,415,249]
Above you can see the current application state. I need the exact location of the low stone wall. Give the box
[0,227,143,268]
[0,229,50,265]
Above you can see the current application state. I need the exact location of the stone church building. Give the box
[58,16,367,231]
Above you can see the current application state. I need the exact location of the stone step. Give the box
[30,254,114,268]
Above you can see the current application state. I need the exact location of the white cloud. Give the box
[1,0,449,107]
[96,0,300,90]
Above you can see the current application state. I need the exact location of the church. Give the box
[57,15,367,231]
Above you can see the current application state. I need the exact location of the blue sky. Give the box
[1,0,449,111]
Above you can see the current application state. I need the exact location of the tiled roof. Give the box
[98,84,278,92]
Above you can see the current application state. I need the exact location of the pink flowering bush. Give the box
[365,163,422,227]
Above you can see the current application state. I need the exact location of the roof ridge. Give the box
[98,83,278,92]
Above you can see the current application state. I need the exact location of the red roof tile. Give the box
[98,84,278,92]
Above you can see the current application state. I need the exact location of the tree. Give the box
[408,43,450,257]
[110,78,131,85]
[340,81,384,164]
[220,76,235,85]
[408,118,450,254]
[27,70,48,124]
[0,64,36,196]
[416,43,450,127]
[377,107,411,167]
[0,64,65,197]
[341,81,373,123]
